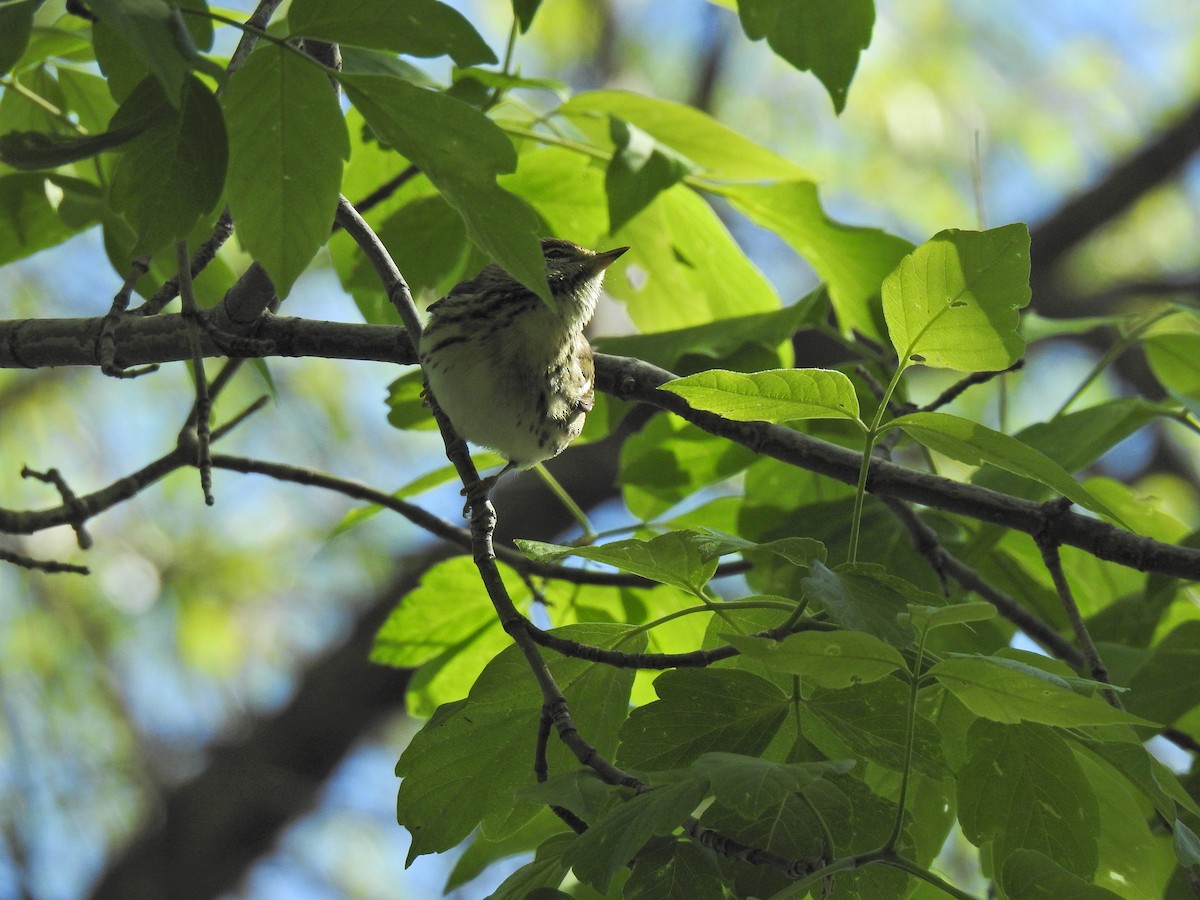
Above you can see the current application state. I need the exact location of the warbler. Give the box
[419,238,629,499]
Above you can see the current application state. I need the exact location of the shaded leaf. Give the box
[929,656,1153,727]
[516,531,719,594]
[289,0,496,67]
[108,75,227,254]
[959,721,1100,878]
[801,560,915,646]
[724,630,907,687]
[617,669,788,770]
[737,0,874,113]
[341,73,549,301]
[563,780,709,894]
[606,115,694,232]
[893,411,1125,525]
[87,0,196,103]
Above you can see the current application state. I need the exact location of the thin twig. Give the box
[0,545,89,575]
[20,466,92,549]
[176,242,214,505]
[134,211,235,317]
[1035,530,1121,707]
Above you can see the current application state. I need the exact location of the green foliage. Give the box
[2,3,1199,899]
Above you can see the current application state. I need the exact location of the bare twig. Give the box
[0,545,89,575]
[20,466,92,549]
[177,242,214,505]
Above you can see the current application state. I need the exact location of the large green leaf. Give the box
[892,411,1125,524]
[1144,331,1200,410]
[558,90,808,182]
[929,656,1153,727]
[108,75,227,254]
[661,368,863,426]
[87,0,196,104]
[972,398,1173,499]
[619,416,757,521]
[516,531,719,594]
[0,174,101,265]
[714,181,912,342]
[801,561,915,646]
[804,679,945,777]
[395,623,643,861]
[1000,850,1124,900]
[563,779,709,894]
[616,669,789,770]
[883,224,1031,371]
[724,630,907,688]
[595,302,815,373]
[958,721,1100,878]
[222,43,348,296]
[608,182,780,330]
[0,0,39,77]
[340,73,549,301]
[737,0,874,113]
[686,753,854,819]
[288,0,496,67]
[625,840,724,900]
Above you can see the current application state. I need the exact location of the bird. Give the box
[418,237,628,508]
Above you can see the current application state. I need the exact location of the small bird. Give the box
[419,237,629,504]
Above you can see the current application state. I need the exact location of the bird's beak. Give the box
[592,246,630,270]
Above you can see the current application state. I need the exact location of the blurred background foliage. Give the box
[1,0,1199,898]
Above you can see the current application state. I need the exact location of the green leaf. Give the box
[737,0,874,113]
[713,181,912,342]
[108,75,227,254]
[516,531,719,594]
[0,174,101,265]
[595,302,816,374]
[288,0,496,67]
[724,630,907,687]
[563,779,709,894]
[606,116,694,232]
[1000,849,1122,898]
[396,623,643,861]
[221,43,348,297]
[384,369,437,431]
[220,44,348,296]
[1145,332,1200,407]
[452,66,567,98]
[0,0,39,77]
[661,368,863,425]
[619,417,757,521]
[1123,621,1200,726]
[929,656,1154,727]
[805,679,945,777]
[609,183,780,330]
[617,669,789,770]
[1175,819,1200,868]
[488,832,574,900]
[340,73,549,301]
[625,840,724,900]
[688,753,855,819]
[512,0,544,33]
[892,411,1126,525]
[87,0,197,104]
[904,600,996,632]
[959,721,1100,878]
[801,561,915,646]
[972,398,1174,499]
[558,91,808,182]
[883,223,1031,371]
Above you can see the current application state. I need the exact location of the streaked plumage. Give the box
[419,238,628,475]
